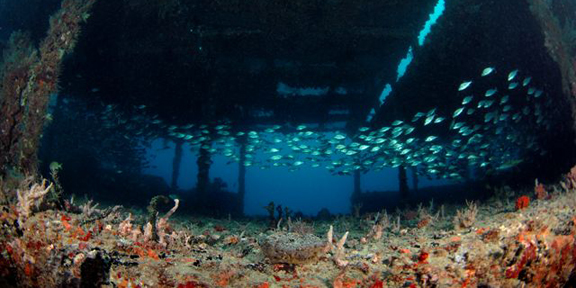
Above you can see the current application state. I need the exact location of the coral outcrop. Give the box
[260,232,327,264]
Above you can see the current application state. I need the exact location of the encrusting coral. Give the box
[0,0,96,176]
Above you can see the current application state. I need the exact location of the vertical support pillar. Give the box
[196,141,212,207]
[238,141,246,215]
[351,170,362,209]
[410,166,418,193]
[353,170,361,196]
[171,140,183,191]
[399,165,409,200]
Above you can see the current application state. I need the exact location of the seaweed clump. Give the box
[146,195,170,242]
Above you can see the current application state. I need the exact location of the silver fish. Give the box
[508,69,519,81]
[458,81,473,91]
[534,90,543,98]
[434,117,445,124]
[425,136,438,142]
[508,82,519,90]
[485,88,498,97]
[482,67,495,76]
[453,107,465,118]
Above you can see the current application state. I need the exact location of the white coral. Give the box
[17,179,53,226]
[118,213,134,236]
[156,199,179,244]
[453,200,478,230]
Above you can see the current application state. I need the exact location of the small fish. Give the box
[500,95,509,105]
[462,96,473,105]
[334,134,346,140]
[496,159,523,170]
[485,88,498,97]
[392,120,403,126]
[392,127,403,137]
[522,77,532,87]
[358,145,370,151]
[534,90,543,98]
[459,81,473,91]
[507,69,519,81]
[453,107,465,118]
[270,155,282,161]
[523,107,530,115]
[424,115,434,125]
[481,67,495,76]
[508,82,519,90]
[49,162,63,172]
[434,117,445,124]
[425,136,438,142]
[467,108,475,115]
[453,122,465,130]
[461,127,473,136]
[527,87,535,95]
[358,127,370,132]
[412,112,425,122]
[296,125,307,131]
[502,105,512,112]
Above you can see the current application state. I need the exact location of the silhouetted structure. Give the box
[171,140,183,191]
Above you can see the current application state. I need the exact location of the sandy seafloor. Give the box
[1,172,576,288]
